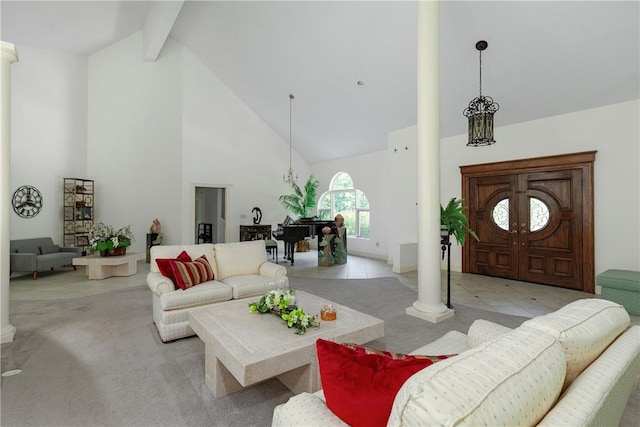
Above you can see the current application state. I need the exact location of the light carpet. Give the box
[1,276,637,426]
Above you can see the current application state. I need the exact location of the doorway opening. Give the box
[194,185,228,244]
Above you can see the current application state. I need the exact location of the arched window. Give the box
[317,172,370,238]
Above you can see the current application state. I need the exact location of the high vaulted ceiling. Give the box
[2,1,638,164]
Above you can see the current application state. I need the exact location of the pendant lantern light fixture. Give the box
[463,40,499,147]
[283,94,298,185]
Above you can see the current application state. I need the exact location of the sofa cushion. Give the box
[214,240,266,280]
[272,392,349,427]
[466,319,514,348]
[410,330,470,355]
[388,326,566,427]
[522,298,630,388]
[39,244,60,254]
[159,280,233,311]
[156,250,192,287]
[410,320,513,357]
[222,275,289,299]
[316,339,452,427]
[170,255,215,290]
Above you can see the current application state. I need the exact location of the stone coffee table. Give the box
[188,290,384,398]
[72,252,145,280]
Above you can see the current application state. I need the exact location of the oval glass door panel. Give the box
[530,197,550,232]
[492,198,509,231]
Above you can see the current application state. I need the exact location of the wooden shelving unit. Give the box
[63,178,94,252]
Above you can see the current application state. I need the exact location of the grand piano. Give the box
[274,217,333,265]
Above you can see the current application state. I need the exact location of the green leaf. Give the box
[279,175,320,218]
[441,197,479,245]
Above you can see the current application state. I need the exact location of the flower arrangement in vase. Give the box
[89,221,135,256]
[249,288,320,335]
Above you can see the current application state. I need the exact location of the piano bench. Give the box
[265,239,278,262]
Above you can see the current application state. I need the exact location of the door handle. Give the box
[510,230,518,234]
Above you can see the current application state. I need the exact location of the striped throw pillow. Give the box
[170,254,215,290]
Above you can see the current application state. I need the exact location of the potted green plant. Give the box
[88,221,135,256]
[440,197,479,245]
[279,175,320,219]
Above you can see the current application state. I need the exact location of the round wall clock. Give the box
[12,185,43,218]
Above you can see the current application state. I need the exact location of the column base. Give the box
[1,324,16,343]
[406,306,454,324]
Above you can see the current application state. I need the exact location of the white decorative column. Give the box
[406,1,453,323]
[1,41,18,343]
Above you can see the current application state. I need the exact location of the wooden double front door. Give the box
[461,152,596,293]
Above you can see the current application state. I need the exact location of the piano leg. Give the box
[286,242,296,265]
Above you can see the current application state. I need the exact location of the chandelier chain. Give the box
[479,49,483,98]
[289,95,292,168]
[283,93,297,184]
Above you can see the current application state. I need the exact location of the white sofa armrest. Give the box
[272,392,348,427]
[538,325,640,427]
[259,261,287,277]
[146,271,176,296]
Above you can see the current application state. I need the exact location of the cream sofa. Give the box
[147,240,288,342]
[272,299,640,426]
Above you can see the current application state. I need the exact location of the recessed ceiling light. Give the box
[357,81,364,87]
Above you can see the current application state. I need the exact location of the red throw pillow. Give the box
[156,250,192,287]
[170,254,215,290]
[316,339,452,427]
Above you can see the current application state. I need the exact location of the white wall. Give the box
[11,33,310,252]
[181,48,310,244]
[84,33,309,251]
[87,32,183,252]
[10,46,87,242]
[441,100,640,275]
[387,126,418,267]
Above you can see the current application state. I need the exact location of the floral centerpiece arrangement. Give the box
[89,221,135,256]
[249,288,320,335]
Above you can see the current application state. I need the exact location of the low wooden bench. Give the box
[597,269,640,316]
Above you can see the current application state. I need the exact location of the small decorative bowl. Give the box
[320,304,337,321]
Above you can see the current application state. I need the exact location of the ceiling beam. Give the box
[143,1,185,62]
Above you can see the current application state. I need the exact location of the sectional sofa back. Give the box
[214,240,267,280]
[522,298,630,389]
[10,237,56,254]
[150,241,270,282]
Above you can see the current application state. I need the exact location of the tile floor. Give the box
[279,249,609,319]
